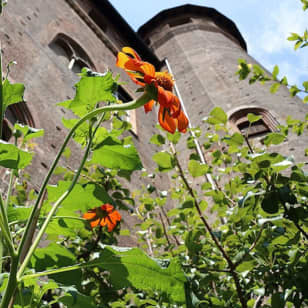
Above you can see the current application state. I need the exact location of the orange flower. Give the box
[83,204,121,232]
[116,47,188,134]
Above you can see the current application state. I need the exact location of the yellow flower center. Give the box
[155,72,174,91]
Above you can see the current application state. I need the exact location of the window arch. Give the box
[229,107,279,139]
[1,102,35,141]
[49,33,96,73]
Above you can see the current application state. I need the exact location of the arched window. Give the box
[229,107,279,140]
[1,102,35,141]
[49,33,95,73]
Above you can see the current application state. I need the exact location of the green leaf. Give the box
[261,191,280,214]
[152,151,175,172]
[0,141,32,169]
[14,123,44,142]
[150,134,165,146]
[47,181,112,215]
[247,113,262,124]
[224,132,244,146]
[30,243,81,286]
[302,81,308,91]
[263,133,286,146]
[287,32,301,41]
[270,83,281,93]
[271,293,285,308]
[7,206,33,223]
[272,65,279,79]
[58,71,116,117]
[91,247,187,304]
[188,160,209,177]
[167,131,181,144]
[207,107,227,125]
[91,138,142,171]
[294,40,302,50]
[2,79,25,110]
[58,286,97,308]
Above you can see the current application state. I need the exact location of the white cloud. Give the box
[258,1,307,54]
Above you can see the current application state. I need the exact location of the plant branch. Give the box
[158,212,174,255]
[234,225,265,268]
[171,145,247,308]
[16,91,153,263]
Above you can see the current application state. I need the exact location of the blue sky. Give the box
[109,0,307,87]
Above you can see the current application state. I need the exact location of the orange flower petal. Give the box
[83,211,96,220]
[90,218,100,228]
[157,86,175,108]
[101,204,114,213]
[158,106,176,134]
[177,110,189,133]
[116,52,130,69]
[144,100,155,113]
[122,47,141,61]
[110,211,121,223]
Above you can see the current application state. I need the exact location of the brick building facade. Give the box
[0,0,307,197]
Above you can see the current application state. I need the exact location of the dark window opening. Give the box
[49,33,95,73]
[169,17,192,28]
[229,108,279,141]
[1,102,35,141]
[2,119,12,141]
[237,118,271,139]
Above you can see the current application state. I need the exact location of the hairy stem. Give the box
[17,92,152,262]
[171,145,247,308]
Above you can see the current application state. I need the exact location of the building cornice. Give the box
[138,4,247,51]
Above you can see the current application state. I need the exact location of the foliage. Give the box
[0,1,307,308]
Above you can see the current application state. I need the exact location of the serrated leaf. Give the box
[91,138,142,171]
[188,160,209,177]
[90,247,187,303]
[0,141,32,169]
[7,206,33,223]
[2,79,25,110]
[207,107,227,125]
[30,243,81,286]
[58,71,116,117]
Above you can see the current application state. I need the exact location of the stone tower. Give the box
[138,5,308,164]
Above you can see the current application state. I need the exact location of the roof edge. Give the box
[138,4,247,51]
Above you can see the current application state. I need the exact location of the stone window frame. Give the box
[49,33,96,73]
[2,102,35,141]
[228,107,279,140]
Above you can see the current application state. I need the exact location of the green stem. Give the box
[17,124,94,279]
[0,256,18,308]
[16,99,139,279]
[21,259,118,280]
[0,43,3,139]
[16,91,152,261]
[9,215,86,227]
[0,195,14,256]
